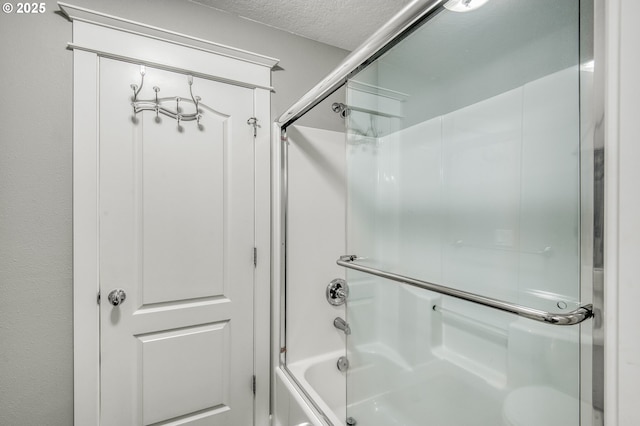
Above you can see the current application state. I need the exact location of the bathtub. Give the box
[277,351,346,426]
[276,342,509,426]
[274,310,584,426]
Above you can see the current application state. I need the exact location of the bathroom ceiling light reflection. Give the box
[444,0,489,12]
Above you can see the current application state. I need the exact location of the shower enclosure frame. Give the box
[271,0,605,424]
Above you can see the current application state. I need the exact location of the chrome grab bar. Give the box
[337,255,593,326]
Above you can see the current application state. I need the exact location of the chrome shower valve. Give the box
[326,278,349,306]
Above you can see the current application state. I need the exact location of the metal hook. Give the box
[131,66,146,102]
[188,75,201,112]
[153,87,160,117]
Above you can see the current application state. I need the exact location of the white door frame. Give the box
[63,3,277,424]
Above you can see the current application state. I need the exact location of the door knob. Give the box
[107,289,127,307]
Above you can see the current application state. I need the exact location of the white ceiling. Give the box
[189,0,413,51]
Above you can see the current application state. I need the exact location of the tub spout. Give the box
[333,317,351,335]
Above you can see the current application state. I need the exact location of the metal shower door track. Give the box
[275,0,446,128]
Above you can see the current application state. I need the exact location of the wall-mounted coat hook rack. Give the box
[130,67,204,124]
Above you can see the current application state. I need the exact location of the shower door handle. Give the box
[337,255,593,326]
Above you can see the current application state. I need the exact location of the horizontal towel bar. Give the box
[336,255,593,326]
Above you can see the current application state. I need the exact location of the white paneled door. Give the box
[98,59,256,425]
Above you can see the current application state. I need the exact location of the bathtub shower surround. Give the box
[273,0,601,425]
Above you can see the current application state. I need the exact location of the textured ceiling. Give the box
[189,0,413,51]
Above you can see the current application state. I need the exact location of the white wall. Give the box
[605,0,640,424]
[0,2,348,424]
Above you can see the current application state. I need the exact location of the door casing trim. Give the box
[68,5,275,424]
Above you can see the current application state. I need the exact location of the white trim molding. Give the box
[72,48,100,426]
[253,87,272,426]
[59,2,278,91]
[67,4,276,424]
[604,0,640,424]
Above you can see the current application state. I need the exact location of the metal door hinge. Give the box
[247,117,259,137]
[253,247,257,267]
[252,375,256,396]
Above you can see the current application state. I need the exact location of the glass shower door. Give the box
[343,0,593,425]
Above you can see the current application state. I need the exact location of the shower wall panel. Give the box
[345,66,581,421]
[360,66,580,311]
[286,125,347,364]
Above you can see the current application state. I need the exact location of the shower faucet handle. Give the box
[326,278,349,306]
